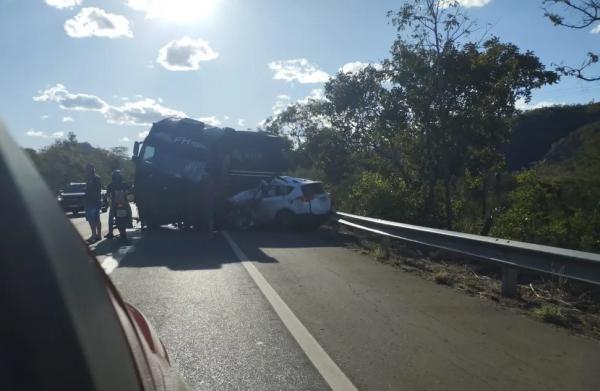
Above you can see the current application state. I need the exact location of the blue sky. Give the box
[1,0,599,150]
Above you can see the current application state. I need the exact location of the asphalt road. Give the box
[71,212,600,391]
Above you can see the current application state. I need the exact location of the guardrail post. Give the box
[501,266,519,297]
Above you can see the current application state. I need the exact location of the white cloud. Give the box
[268,58,330,84]
[34,84,186,126]
[440,0,492,7]
[223,115,230,120]
[106,98,187,126]
[26,130,45,138]
[64,7,133,39]
[62,116,74,122]
[339,61,382,74]
[297,89,326,105]
[34,84,108,111]
[591,25,600,34]
[516,99,565,111]
[237,119,245,127]
[256,119,267,129]
[120,137,131,142]
[138,131,149,140]
[272,94,291,115]
[45,0,82,9]
[157,37,219,71]
[198,116,221,126]
[41,114,49,120]
[25,129,65,139]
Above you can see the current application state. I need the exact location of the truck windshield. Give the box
[141,144,207,182]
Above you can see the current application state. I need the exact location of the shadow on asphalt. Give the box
[90,225,352,271]
[92,226,281,270]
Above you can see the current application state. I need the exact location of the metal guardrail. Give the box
[334,211,600,297]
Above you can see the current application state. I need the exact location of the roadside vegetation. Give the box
[263,0,600,253]
[335,225,600,339]
[25,132,134,192]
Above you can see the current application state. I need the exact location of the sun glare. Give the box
[128,0,220,22]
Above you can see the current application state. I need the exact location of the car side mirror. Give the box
[133,141,140,158]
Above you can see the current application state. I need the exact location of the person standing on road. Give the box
[104,169,132,239]
[84,163,102,243]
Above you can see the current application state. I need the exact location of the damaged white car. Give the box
[227,176,332,229]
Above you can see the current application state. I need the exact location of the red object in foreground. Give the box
[0,121,188,391]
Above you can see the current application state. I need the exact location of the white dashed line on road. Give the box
[222,231,358,391]
[98,244,135,275]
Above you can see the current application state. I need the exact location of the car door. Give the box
[256,183,287,222]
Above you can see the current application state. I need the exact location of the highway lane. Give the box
[71,216,600,391]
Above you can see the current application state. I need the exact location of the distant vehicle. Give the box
[58,182,108,215]
[132,117,287,229]
[228,176,332,229]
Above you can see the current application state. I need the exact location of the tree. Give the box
[29,133,134,192]
[387,0,558,228]
[543,0,600,81]
[263,0,557,231]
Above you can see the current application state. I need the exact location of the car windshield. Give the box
[5,1,600,390]
[64,184,86,193]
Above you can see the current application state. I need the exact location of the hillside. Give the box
[493,120,600,252]
[505,102,600,171]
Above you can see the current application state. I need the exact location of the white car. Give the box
[228,176,333,228]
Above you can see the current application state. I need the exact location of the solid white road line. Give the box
[222,231,358,391]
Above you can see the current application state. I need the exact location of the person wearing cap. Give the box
[84,163,102,242]
[104,169,132,239]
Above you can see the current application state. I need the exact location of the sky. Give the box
[1,0,599,150]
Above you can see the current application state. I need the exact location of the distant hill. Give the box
[505,102,600,171]
[538,120,600,180]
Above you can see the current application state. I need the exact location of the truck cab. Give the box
[132,117,286,229]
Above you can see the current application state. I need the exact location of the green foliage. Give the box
[534,304,568,326]
[493,122,600,251]
[260,1,600,252]
[343,171,421,223]
[27,133,134,192]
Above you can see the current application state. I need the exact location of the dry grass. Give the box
[372,243,390,260]
[434,271,453,285]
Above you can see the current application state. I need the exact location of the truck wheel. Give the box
[275,210,295,230]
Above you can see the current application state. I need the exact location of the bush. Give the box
[533,304,568,326]
[342,171,421,223]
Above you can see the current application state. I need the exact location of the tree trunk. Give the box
[444,175,453,230]
[481,177,488,219]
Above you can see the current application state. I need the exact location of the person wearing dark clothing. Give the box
[84,163,102,242]
[104,170,132,239]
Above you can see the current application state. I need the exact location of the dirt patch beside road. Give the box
[327,224,600,340]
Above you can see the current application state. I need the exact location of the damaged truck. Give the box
[131,117,287,230]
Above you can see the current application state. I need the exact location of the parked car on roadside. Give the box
[228,176,332,229]
[58,182,108,215]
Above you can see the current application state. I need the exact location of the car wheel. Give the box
[275,210,295,230]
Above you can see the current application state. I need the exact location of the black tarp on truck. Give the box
[132,117,286,229]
